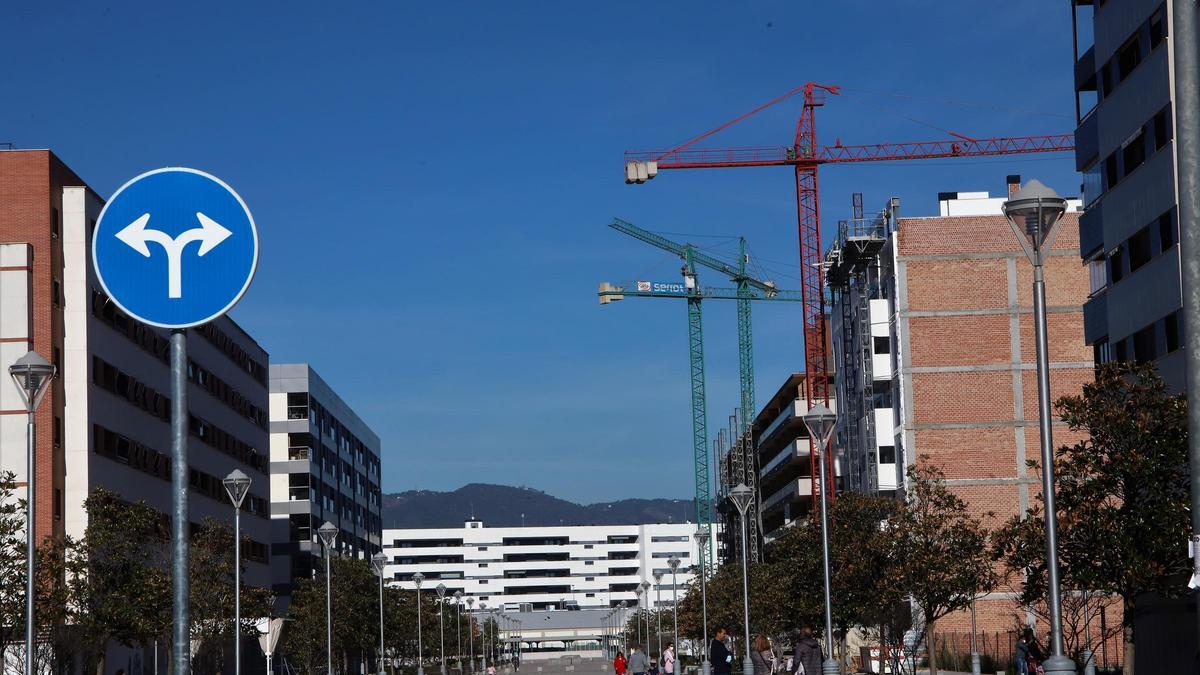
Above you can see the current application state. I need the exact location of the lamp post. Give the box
[668,557,681,665]
[653,571,664,657]
[1002,180,1075,675]
[619,601,629,654]
[466,597,477,673]
[222,470,252,675]
[415,572,426,675]
[729,485,755,675]
[969,598,980,675]
[372,553,389,675]
[802,404,841,675]
[454,590,464,673]
[9,350,55,675]
[437,583,448,675]
[317,522,340,675]
[694,528,711,675]
[479,601,488,669]
[639,581,651,649]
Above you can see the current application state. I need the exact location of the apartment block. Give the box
[0,149,273,587]
[268,363,383,598]
[1071,0,1184,387]
[382,520,703,611]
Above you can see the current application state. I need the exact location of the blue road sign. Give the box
[92,167,259,329]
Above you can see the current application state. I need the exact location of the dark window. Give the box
[1122,130,1145,176]
[53,416,62,447]
[1109,247,1125,283]
[1114,339,1129,363]
[873,336,890,354]
[1104,153,1119,189]
[1164,312,1181,354]
[1101,63,1114,98]
[1154,108,1170,151]
[1117,33,1142,81]
[1093,339,1112,365]
[1132,323,1157,362]
[52,280,61,307]
[1128,227,1152,272]
[54,488,62,520]
[878,445,896,464]
[1159,210,1176,251]
[1149,9,1165,49]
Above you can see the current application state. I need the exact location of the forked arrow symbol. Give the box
[116,212,233,299]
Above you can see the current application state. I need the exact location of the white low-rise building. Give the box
[383,520,706,610]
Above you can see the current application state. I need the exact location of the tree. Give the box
[66,488,172,675]
[879,462,997,675]
[0,472,27,665]
[188,517,276,672]
[992,362,1189,675]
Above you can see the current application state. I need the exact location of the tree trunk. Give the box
[927,620,937,675]
[1123,598,1136,675]
[96,653,107,675]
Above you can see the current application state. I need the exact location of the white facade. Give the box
[383,520,703,611]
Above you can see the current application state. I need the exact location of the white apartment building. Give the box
[383,520,704,610]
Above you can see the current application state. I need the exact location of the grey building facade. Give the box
[1072,0,1184,387]
[269,364,382,597]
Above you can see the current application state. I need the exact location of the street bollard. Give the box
[1081,648,1096,675]
[970,652,981,675]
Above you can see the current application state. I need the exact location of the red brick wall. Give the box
[897,210,1092,630]
[0,150,86,544]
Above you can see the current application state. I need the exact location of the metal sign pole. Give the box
[171,329,190,674]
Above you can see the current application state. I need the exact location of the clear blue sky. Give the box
[3,1,1080,504]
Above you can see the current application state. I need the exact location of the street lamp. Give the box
[222,469,252,675]
[619,601,629,653]
[668,557,681,667]
[454,590,464,673]
[1002,179,1075,675]
[730,484,755,675]
[479,601,488,669]
[437,583,448,675]
[372,553,389,675]
[639,581,651,648]
[10,350,54,675]
[317,522,339,675]
[653,571,664,657]
[694,527,711,675]
[466,596,477,673]
[802,404,841,675]
[414,572,426,675]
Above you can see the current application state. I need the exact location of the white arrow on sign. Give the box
[116,212,233,299]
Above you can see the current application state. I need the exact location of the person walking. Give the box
[749,635,775,675]
[614,651,628,675]
[792,625,822,675]
[662,643,676,675]
[710,627,733,675]
[628,645,650,675]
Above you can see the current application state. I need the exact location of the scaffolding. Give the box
[824,195,894,495]
[714,409,761,565]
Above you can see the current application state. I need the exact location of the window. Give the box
[54,488,62,520]
[52,280,61,306]
[53,417,62,448]
[1149,9,1165,50]
[1132,323,1156,362]
[1164,312,1181,354]
[1087,258,1106,296]
[1114,338,1129,363]
[873,336,890,354]
[1094,339,1112,365]
[479,563,488,568]
[878,445,896,464]
[1154,109,1170,151]
[1082,162,1102,205]
[1117,33,1141,81]
[1108,247,1125,283]
[1159,210,1176,251]
[1104,153,1119,189]
[1127,227,1152,273]
[1122,130,1145,177]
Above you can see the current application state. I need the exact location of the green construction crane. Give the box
[599,219,799,570]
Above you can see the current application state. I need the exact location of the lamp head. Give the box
[316,521,339,548]
[437,582,447,598]
[371,552,388,575]
[653,571,663,583]
[802,404,837,451]
[694,526,710,545]
[1002,179,1068,266]
[454,589,463,599]
[413,571,424,588]
[9,351,55,413]
[729,483,754,515]
[668,557,680,572]
[222,469,253,508]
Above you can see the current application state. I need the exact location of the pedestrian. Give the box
[628,645,650,675]
[614,651,628,675]
[649,658,659,675]
[791,625,822,675]
[487,663,496,675]
[750,634,775,675]
[662,643,676,675]
[710,627,733,675]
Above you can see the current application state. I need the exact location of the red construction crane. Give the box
[624,82,1074,507]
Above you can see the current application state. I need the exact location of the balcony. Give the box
[288,486,311,502]
[288,446,311,461]
[287,405,308,421]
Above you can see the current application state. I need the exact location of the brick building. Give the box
[825,180,1091,634]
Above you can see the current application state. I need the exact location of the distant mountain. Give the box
[381,483,692,529]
